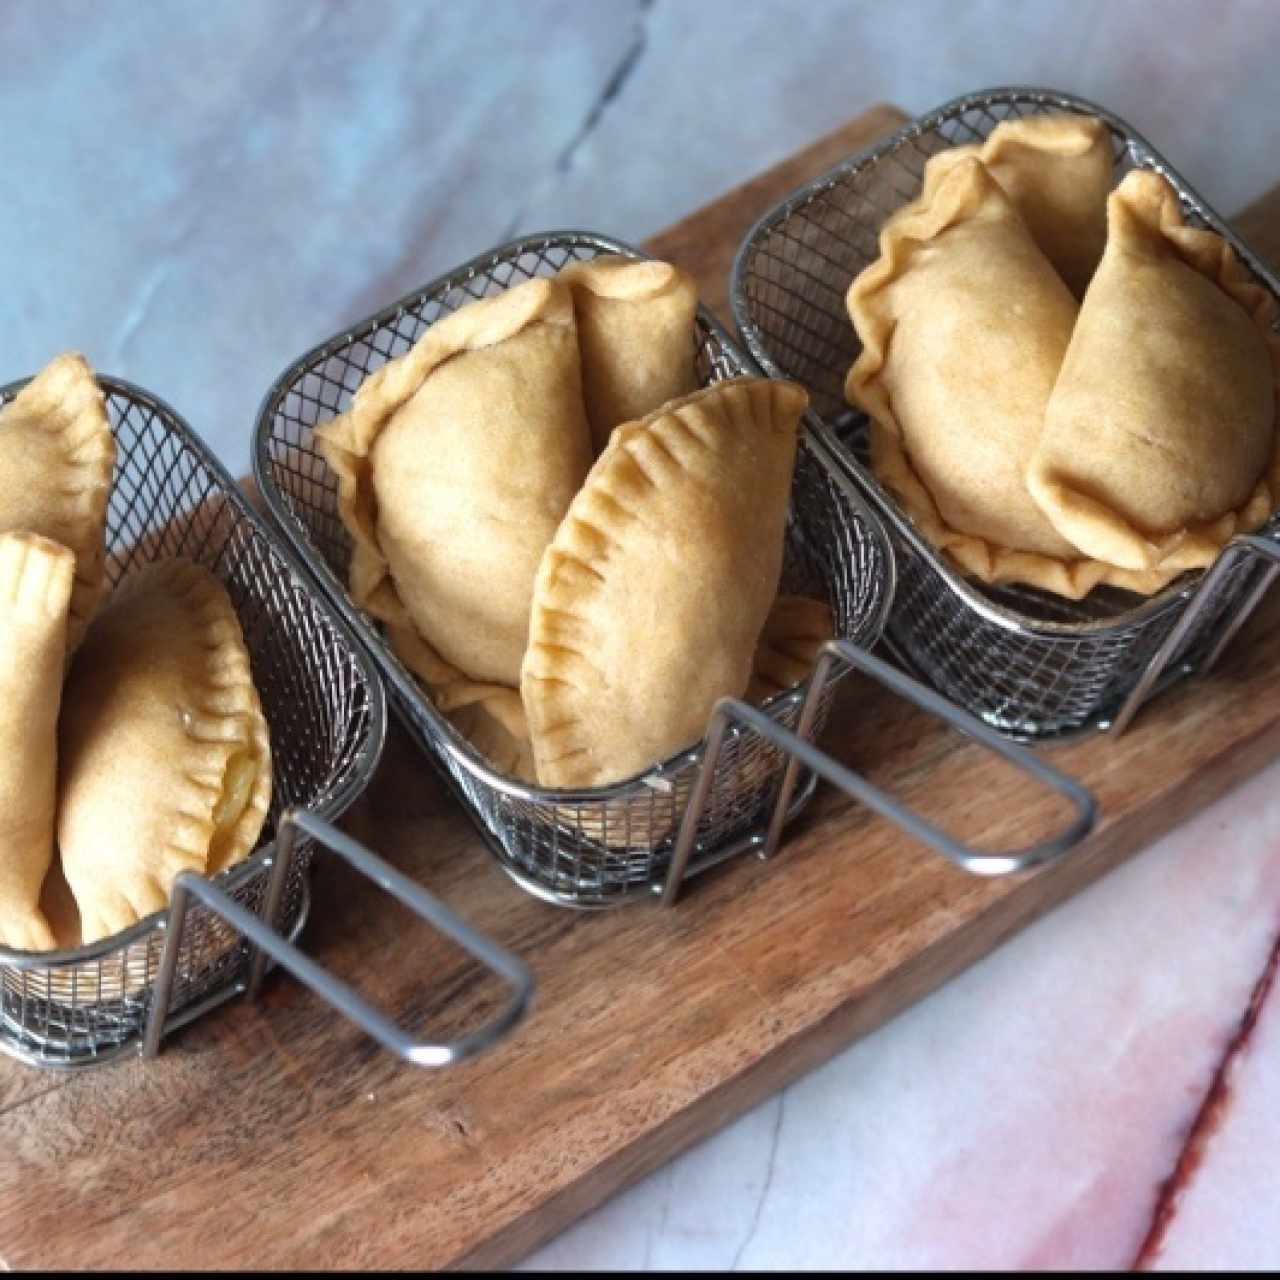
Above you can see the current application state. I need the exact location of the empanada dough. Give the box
[847,157,1172,599]
[1028,169,1280,572]
[914,113,1113,297]
[560,254,699,452]
[0,533,74,951]
[447,594,832,793]
[57,559,272,944]
[522,377,807,788]
[316,278,593,687]
[0,353,116,650]
[746,595,835,703]
[407,631,536,781]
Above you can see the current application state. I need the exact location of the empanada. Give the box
[316,277,593,687]
[559,254,699,452]
[1028,169,1280,573]
[913,113,1113,297]
[57,559,272,944]
[522,377,807,789]
[0,533,74,951]
[847,157,1171,599]
[0,352,116,649]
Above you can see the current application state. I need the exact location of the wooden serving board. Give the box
[4,104,1280,1271]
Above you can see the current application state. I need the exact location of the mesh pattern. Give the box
[256,231,894,906]
[733,87,1280,738]
[0,379,383,1066]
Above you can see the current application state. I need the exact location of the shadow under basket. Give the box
[0,376,532,1070]
[255,230,1097,909]
[731,85,1280,741]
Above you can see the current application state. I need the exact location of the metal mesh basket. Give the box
[255,231,900,907]
[0,375,390,1068]
[732,86,1280,739]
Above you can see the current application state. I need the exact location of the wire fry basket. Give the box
[255,230,1096,909]
[731,86,1280,740]
[0,376,531,1069]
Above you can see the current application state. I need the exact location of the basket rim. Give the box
[252,227,896,804]
[728,83,1280,642]
[0,371,388,970]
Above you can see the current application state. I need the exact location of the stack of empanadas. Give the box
[0,354,272,955]
[317,255,833,797]
[846,114,1280,602]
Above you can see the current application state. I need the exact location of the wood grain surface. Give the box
[4,104,1280,1272]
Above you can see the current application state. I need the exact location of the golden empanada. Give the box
[0,533,74,951]
[1028,169,1280,574]
[914,113,1112,297]
[317,277,593,687]
[522,377,807,789]
[847,156,1170,599]
[0,352,116,649]
[559,254,699,452]
[57,559,272,944]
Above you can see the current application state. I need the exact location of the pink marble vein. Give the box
[760,766,1280,1269]
[1142,931,1280,1269]
[523,758,1280,1270]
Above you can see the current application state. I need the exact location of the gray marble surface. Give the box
[6,1,1280,1269]
[4,0,1279,478]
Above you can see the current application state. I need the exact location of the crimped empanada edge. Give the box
[98,559,270,878]
[521,377,806,788]
[0,352,117,645]
[313,278,578,670]
[845,158,1001,421]
[1027,169,1280,576]
[869,420,1183,599]
[847,161,1177,600]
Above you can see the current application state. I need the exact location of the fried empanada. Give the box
[913,113,1113,297]
[0,534,74,951]
[559,254,699,452]
[316,278,593,687]
[0,353,116,650]
[847,157,1170,599]
[1028,169,1280,574]
[522,377,807,789]
[57,559,272,944]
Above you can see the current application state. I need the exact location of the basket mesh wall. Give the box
[258,232,895,904]
[733,88,1280,738]
[0,378,381,1066]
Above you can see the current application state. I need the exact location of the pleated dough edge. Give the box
[1026,168,1280,576]
[313,278,577,675]
[107,558,272,878]
[521,376,807,789]
[1,352,116,645]
[847,160,1183,601]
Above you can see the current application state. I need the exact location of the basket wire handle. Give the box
[142,809,534,1065]
[1110,533,1280,735]
[661,641,1097,905]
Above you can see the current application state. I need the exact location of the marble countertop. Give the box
[5,0,1280,1269]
